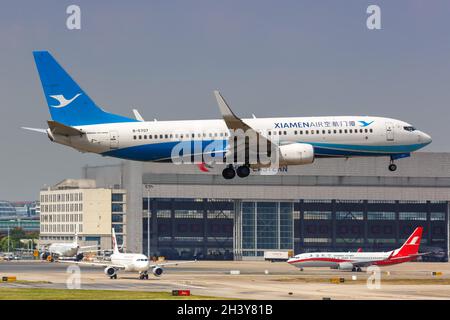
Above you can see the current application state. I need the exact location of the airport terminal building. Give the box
[81,152,450,261]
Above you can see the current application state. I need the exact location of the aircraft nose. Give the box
[421,132,432,144]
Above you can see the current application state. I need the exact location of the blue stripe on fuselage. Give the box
[101,140,429,162]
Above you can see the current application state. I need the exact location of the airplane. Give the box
[26,51,432,179]
[287,227,426,272]
[60,228,196,280]
[40,232,99,262]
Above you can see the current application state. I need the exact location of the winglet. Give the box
[132,109,145,122]
[213,90,248,130]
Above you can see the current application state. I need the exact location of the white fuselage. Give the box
[288,251,393,269]
[110,252,149,272]
[50,116,432,163]
[48,243,79,257]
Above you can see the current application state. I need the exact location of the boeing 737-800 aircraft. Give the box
[26,51,432,179]
[288,227,425,272]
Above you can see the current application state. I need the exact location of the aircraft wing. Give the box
[57,260,125,269]
[148,260,197,269]
[214,91,277,167]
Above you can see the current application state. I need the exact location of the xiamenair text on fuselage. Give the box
[26,51,432,179]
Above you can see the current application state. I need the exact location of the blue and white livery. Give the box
[26,51,432,179]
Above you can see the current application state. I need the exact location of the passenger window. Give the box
[169,134,173,138]
[160,134,163,139]
[133,135,136,140]
[144,135,147,139]
[344,129,348,134]
[333,130,337,134]
[349,129,352,133]
[294,130,297,135]
[284,131,287,135]
[149,135,152,139]
[180,134,184,138]
[328,130,331,134]
[139,135,142,139]
[279,131,282,135]
[268,131,272,135]
[273,131,277,135]
[305,130,309,134]
[322,130,326,134]
[360,129,363,133]
[339,130,342,134]
[300,130,303,135]
[209,133,212,137]
[364,129,368,133]
[369,129,373,133]
[311,130,314,135]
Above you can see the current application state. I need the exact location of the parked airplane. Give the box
[287,227,425,272]
[40,232,98,262]
[61,228,196,280]
[26,51,432,179]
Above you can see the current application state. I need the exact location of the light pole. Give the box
[7,226,10,253]
[144,184,153,259]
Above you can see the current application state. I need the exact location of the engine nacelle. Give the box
[104,266,117,277]
[337,262,354,271]
[278,143,314,165]
[152,266,163,277]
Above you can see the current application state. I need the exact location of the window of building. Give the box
[431,212,445,221]
[336,211,363,220]
[367,212,395,220]
[399,212,427,221]
[112,203,123,212]
[112,214,123,223]
[112,193,124,202]
[303,211,332,220]
[113,225,123,233]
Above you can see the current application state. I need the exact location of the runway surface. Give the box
[1,260,450,299]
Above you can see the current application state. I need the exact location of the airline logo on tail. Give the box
[49,93,82,108]
[409,236,419,245]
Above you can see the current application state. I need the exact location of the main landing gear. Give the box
[352,266,362,272]
[139,272,149,280]
[222,165,250,179]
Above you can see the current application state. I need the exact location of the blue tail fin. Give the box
[33,51,137,126]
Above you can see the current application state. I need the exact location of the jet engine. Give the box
[337,262,354,271]
[104,266,117,278]
[152,266,163,277]
[278,143,314,165]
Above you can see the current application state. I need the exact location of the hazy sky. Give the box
[1,1,449,200]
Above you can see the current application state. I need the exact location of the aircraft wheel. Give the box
[357,267,362,272]
[222,166,236,179]
[352,266,357,272]
[388,163,397,172]
[236,165,250,178]
[145,274,149,280]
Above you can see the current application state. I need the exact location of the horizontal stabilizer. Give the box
[22,127,47,134]
[47,120,84,136]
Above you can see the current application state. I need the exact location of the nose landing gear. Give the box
[388,160,397,172]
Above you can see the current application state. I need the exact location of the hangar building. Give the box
[81,152,449,261]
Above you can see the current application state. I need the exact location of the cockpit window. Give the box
[403,126,416,132]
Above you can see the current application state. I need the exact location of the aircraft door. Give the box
[386,122,394,141]
[110,131,119,149]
